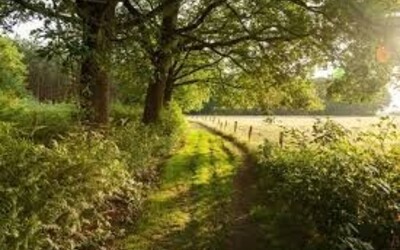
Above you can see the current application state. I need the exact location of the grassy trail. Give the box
[122,126,242,250]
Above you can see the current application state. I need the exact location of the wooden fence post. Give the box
[248,126,253,141]
[234,121,238,133]
[224,120,227,130]
[279,131,284,148]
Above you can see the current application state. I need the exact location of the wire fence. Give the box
[189,115,400,149]
[189,115,284,148]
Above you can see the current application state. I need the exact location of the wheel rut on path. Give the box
[195,122,264,250]
[121,123,263,250]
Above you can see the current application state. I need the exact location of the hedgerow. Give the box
[255,118,400,250]
[0,103,185,249]
[0,93,77,142]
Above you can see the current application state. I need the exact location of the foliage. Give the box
[111,42,152,105]
[113,102,186,176]
[0,103,185,250]
[0,36,26,95]
[231,78,324,111]
[198,77,390,116]
[310,46,389,107]
[0,95,181,143]
[255,118,400,250]
[0,123,138,249]
[181,0,395,110]
[174,84,211,112]
[0,93,77,142]
[311,76,390,115]
[4,0,398,120]
[123,129,237,249]
[18,40,75,102]
[110,102,142,126]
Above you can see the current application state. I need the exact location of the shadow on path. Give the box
[122,128,238,250]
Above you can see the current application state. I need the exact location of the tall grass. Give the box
[0,93,77,142]
[254,118,400,250]
[0,98,185,249]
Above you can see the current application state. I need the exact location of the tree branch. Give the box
[173,50,192,78]
[13,0,78,23]
[123,0,181,25]
[182,31,310,51]
[177,0,226,33]
[175,57,224,81]
[174,77,248,90]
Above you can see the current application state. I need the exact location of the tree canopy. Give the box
[1,0,399,124]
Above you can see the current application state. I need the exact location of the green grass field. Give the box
[189,116,400,146]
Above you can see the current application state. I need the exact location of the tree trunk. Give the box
[163,67,175,106]
[142,75,166,124]
[163,81,174,106]
[80,58,110,125]
[76,0,117,127]
[142,1,180,124]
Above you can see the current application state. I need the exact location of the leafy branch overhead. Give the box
[1,0,398,123]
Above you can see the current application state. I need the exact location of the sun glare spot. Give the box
[379,81,400,115]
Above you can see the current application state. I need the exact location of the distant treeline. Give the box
[193,102,383,116]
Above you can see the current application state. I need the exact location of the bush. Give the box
[0,94,77,142]
[0,36,26,95]
[0,123,146,249]
[113,103,186,180]
[0,102,185,249]
[110,102,142,126]
[255,118,400,250]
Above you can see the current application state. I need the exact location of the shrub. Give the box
[0,102,185,249]
[0,94,77,142]
[113,102,186,181]
[255,118,400,250]
[0,124,144,249]
[0,36,26,95]
[110,102,142,126]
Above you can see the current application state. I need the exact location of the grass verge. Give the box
[121,127,240,250]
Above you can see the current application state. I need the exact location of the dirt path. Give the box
[226,149,262,249]
[120,124,262,250]
[195,122,265,250]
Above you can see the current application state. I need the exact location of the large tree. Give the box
[1,0,119,126]
[117,0,398,123]
[2,0,399,125]
[0,0,173,126]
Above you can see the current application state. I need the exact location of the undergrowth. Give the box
[123,129,237,250]
[0,93,77,142]
[0,99,185,250]
[254,118,400,250]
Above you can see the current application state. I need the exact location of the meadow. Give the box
[192,115,400,250]
[190,115,400,146]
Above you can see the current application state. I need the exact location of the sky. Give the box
[3,19,43,40]
[314,68,332,78]
[379,81,400,114]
